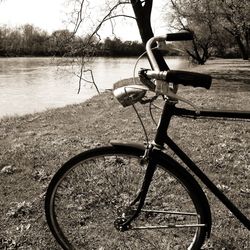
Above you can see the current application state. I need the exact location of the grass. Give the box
[0,58,249,249]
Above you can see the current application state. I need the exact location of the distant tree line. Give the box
[1,13,249,62]
[0,24,149,57]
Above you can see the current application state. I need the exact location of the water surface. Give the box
[0,57,189,117]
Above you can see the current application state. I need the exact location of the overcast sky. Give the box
[0,0,169,41]
[0,0,66,31]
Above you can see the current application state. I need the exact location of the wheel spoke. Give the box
[132,224,206,230]
[138,208,199,216]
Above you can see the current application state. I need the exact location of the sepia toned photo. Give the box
[0,0,249,249]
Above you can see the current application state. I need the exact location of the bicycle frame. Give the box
[153,100,250,230]
[118,99,250,232]
[128,25,249,232]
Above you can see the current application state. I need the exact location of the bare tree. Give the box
[62,0,135,93]
[169,0,217,64]
[62,0,168,92]
[217,0,249,60]
[169,0,250,61]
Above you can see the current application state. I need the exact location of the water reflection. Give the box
[0,57,189,117]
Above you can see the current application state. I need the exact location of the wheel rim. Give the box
[46,150,205,249]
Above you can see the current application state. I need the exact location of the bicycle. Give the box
[45,32,250,249]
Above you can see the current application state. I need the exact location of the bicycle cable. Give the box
[149,101,158,126]
[133,47,158,86]
[130,48,159,145]
[131,47,169,142]
[149,98,165,126]
[131,102,149,145]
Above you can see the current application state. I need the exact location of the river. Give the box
[0,57,190,118]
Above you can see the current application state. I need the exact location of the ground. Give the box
[0,59,249,249]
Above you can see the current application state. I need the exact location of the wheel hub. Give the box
[114,206,134,231]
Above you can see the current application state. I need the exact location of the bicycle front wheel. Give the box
[45,145,209,249]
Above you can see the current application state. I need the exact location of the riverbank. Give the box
[0,59,249,249]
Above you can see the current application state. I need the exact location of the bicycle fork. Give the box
[114,145,207,232]
[114,145,158,231]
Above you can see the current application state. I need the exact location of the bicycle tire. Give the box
[45,145,211,250]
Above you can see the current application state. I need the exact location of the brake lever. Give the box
[138,69,156,91]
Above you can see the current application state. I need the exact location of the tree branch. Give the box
[105,14,136,20]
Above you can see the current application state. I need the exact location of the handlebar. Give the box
[145,70,212,90]
[146,32,193,71]
[165,31,194,41]
[113,32,212,109]
[145,32,212,92]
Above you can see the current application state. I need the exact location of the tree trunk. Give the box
[235,34,249,60]
[131,0,169,70]
[186,38,208,65]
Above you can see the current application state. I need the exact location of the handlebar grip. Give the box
[166,32,193,41]
[166,70,212,89]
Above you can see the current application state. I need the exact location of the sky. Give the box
[0,0,66,32]
[0,0,170,41]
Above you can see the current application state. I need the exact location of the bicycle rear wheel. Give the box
[45,145,210,249]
